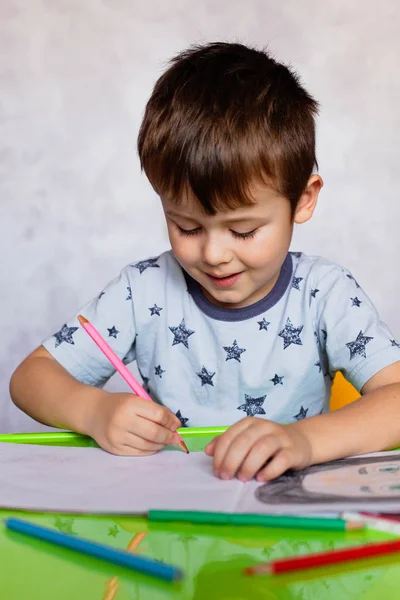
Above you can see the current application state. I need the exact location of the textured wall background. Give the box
[1,0,399,432]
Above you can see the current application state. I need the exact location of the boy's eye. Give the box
[176,225,258,240]
[176,226,201,237]
[231,229,257,240]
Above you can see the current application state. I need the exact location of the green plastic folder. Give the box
[0,428,395,600]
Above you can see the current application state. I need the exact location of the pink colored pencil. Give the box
[78,315,189,454]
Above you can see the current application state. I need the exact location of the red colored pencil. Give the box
[244,538,400,576]
[78,315,189,454]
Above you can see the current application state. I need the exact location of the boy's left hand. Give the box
[205,417,313,482]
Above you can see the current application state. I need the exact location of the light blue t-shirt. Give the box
[43,251,400,427]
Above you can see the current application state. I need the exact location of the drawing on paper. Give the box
[256,453,400,506]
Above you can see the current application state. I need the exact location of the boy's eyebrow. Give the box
[165,210,263,223]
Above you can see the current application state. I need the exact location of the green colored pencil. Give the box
[148,510,364,531]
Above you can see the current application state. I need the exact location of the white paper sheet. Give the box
[0,443,256,513]
[2,443,400,515]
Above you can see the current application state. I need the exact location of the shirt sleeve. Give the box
[42,267,136,387]
[315,265,400,391]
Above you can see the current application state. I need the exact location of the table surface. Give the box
[1,431,400,600]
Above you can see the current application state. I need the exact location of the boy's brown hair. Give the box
[138,42,318,215]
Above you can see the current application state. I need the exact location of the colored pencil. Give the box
[5,518,182,582]
[244,538,400,576]
[148,510,364,531]
[342,511,400,535]
[78,315,189,454]
[103,532,148,600]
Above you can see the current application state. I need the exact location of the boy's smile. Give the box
[161,179,312,309]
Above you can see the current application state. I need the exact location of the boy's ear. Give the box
[293,175,323,224]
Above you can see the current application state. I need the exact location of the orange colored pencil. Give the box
[244,538,400,576]
[78,315,189,454]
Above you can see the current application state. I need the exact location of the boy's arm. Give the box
[10,346,106,434]
[10,346,181,454]
[292,360,400,462]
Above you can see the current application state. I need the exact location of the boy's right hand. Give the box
[86,392,182,456]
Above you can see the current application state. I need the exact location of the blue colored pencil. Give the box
[5,518,183,582]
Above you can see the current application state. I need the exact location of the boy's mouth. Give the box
[205,271,243,288]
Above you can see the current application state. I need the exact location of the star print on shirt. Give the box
[310,289,319,298]
[346,330,374,360]
[391,339,400,348]
[257,318,270,331]
[169,318,195,349]
[278,318,304,350]
[98,291,105,299]
[154,365,166,378]
[54,324,79,348]
[321,329,328,341]
[131,257,160,274]
[351,297,362,307]
[223,339,246,362]
[176,410,189,426]
[237,394,266,416]
[126,286,132,301]
[292,276,303,290]
[196,366,215,386]
[270,374,284,386]
[346,273,360,288]
[294,406,308,421]
[149,303,163,316]
[314,361,322,372]
[107,326,119,339]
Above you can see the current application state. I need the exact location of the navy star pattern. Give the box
[176,410,189,426]
[238,394,266,416]
[223,339,246,362]
[351,297,362,307]
[257,318,270,331]
[149,303,163,316]
[310,289,319,298]
[54,324,79,348]
[154,365,166,378]
[169,319,195,349]
[321,329,328,341]
[391,339,400,348]
[346,273,360,288]
[314,361,322,372]
[270,374,284,386]
[126,286,132,301]
[278,318,304,350]
[346,330,374,360]
[131,257,160,274]
[294,406,308,421]
[98,291,105,299]
[292,276,303,290]
[107,326,119,339]
[196,366,215,386]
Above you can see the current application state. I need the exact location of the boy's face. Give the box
[162,180,301,309]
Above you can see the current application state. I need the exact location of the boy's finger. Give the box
[236,435,282,481]
[256,448,293,482]
[133,398,181,431]
[128,416,180,446]
[122,433,166,453]
[212,420,257,475]
[204,435,221,456]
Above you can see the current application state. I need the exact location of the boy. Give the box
[10,42,400,483]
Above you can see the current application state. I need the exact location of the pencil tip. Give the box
[78,315,88,325]
[179,440,190,454]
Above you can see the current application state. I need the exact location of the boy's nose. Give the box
[202,237,232,266]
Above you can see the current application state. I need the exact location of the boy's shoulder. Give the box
[290,251,355,284]
[123,249,180,278]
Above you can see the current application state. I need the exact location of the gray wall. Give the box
[1,0,399,433]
